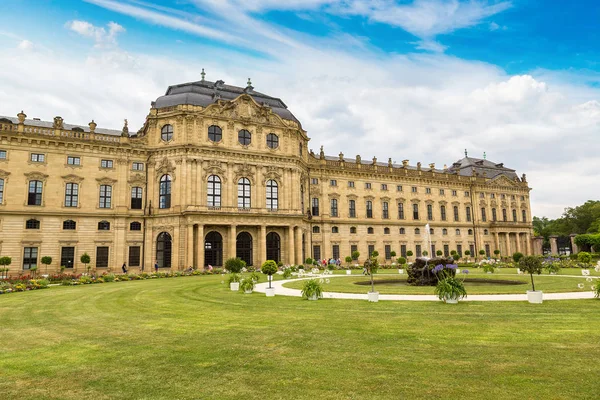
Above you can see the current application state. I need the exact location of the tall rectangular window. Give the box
[441,205,446,221]
[131,187,143,209]
[481,208,487,222]
[522,209,527,222]
[457,244,463,256]
[431,244,436,256]
[416,244,422,257]
[368,245,375,257]
[96,247,109,268]
[0,150,6,159]
[466,206,472,222]
[330,199,338,217]
[412,204,419,220]
[311,198,319,217]
[351,245,358,258]
[492,208,497,221]
[65,183,78,207]
[385,245,391,260]
[99,185,112,208]
[60,247,75,269]
[398,203,405,219]
[401,244,407,258]
[382,202,389,219]
[0,178,4,204]
[129,246,141,267]
[207,175,221,207]
[427,204,433,220]
[23,247,38,270]
[453,206,459,222]
[411,186,417,193]
[28,180,43,206]
[485,244,491,257]
[313,245,321,261]
[502,209,507,222]
[332,245,340,260]
[349,200,356,217]
[470,244,475,256]
[266,180,278,210]
[444,244,449,257]
[366,201,373,218]
[512,209,517,222]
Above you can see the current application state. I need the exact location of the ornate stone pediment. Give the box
[488,174,518,187]
[24,171,49,182]
[396,197,406,203]
[203,160,227,182]
[128,173,146,186]
[234,162,255,184]
[346,194,358,200]
[262,166,282,185]
[0,169,11,179]
[381,196,391,202]
[202,94,288,128]
[439,200,448,205]
[155,157,175,176]
[96,177,117,185]
[61,174,84,183]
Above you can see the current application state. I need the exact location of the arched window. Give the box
[512,209,517,222]
[384,227,390,234]
[382,202,389,219]
[161,124,173,141]
[26,219,40,229]
[65,183,78,207]
[207,175,221,207]
[415,228,420,235]
[399,227,405,234]
[522,209,527,222]
[98,220,110,230]
[238,178,251,208]
[205,231,223,266]
[156,232,172,268]
[468,229,473,235]
[349,200,356,218]
[130,221,142,231]
[442,228,448,235]
[266,232,281,263]
[238,129,251,145]
[208,125,222,142]
[159,175,171,209]
[366,201,373,218]
[28,180,43,206]
[313,226,320,233]
[266,180,278,210]
[484,229,489,235]
[367,227,374,234]
[350,226,357,234]
[502,208,507,222]
[440,205,446,221]
[332,226,339,233]
[453,206,459,221]
[427,204,433,220]
[236,232,253,266]
[456,229,461,235]
[413,203,419,220]
[63,220,76,230]
[266,133,279,149]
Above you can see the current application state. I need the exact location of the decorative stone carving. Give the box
[203,160,227,181]
[234,162,254,184]
[128,173,146,186]
[24,171,49,182]
[155,157,175,176]
[262,166,282,185]
[96,177,117,185]
[53,116,64,129]
[61,174,84,183]
[202,94,287,128]
[0,169,11,179]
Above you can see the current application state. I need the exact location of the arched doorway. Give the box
[205,231,223,267]
[156,232,172,269]
[266,232,280,263]
[236,232,253,266]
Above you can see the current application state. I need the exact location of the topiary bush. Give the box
[512,252,524,263]
[224,258,246,273]
[519,255,543,291]
[578,252,592,265]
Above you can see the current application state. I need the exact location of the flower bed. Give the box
[0,278,49,294]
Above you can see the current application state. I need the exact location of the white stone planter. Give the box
[527,290,543,304]
[265,287,275,297]
[244,289,253,294]
[230,282,239,291]
[346,270,352,275]
[368,291,379,302]
[308,294,318,301]
[444,295,458,304]
[398,269,404,274]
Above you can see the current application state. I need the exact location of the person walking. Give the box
[122,262,128,274]
[154,261,159,273]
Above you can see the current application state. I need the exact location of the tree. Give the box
[304,258,313,266]
[512,252,524,263]
[493,249,500,260]
[81,253,91,271]
[41,256,52,275]
[406,250,413,261]
[519,256,543,292]
[345,256,352,267]
[370,250,379,261]
[224,258,246,273]
[261,260,278,289]
[0,256,11,279]
[397,257,406,266]
[479,249,486,259]
[351,250,360,261]
[390,250,397,259]
[436,250,443,256]
[422,250,429,257]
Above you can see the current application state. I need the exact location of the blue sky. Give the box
[0,0,599,218]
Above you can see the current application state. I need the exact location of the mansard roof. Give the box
[447,156,519,180]
[154,79,299,123]
[0,115,122,136]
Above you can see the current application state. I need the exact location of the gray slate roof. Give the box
[0,115,122,136]
[447,156,519,180]
[154,79,299,123]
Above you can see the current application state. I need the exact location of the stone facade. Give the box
[0,78,534,274]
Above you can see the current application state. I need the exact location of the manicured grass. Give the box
[283,271,599,294]
[1,275,600,399]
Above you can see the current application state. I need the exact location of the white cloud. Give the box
[0,1,598,220]
[66,20,125,47]
[17,39,34,50]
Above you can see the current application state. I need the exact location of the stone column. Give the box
[494,232,500,255]
[515,232,521,253]
[505,233,511,257]
[549,235,559,255]
[287,226,295,265]
[295,226,303,265]
[230,225,237,261]
[197,224,204,268]
[532,236,544,255]
[259,225,267,264]
[570,234,579,254]
[187,224,194,269]
[525,233,532,255]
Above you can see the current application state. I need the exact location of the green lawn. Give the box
[1,275,600,399]
[283,271,598,294]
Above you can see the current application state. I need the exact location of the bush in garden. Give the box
[224,258,246,273]
[407,257,456,286]
[512,252,524,263]
[577,252,592,265]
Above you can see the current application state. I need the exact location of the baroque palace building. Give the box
[0,77,535,273]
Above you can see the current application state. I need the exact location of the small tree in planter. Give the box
[464,250,471,263]
[261,260,278,296]
[479,249,486,260]
[41,256,52,276]
[351,250,360,263]
[304,258,313,268]
[436,250,443,257]
[0,256,11,279]
[81,253,91,273]
[512,252,524,264]
[301,279,323,300]
[345,256,353,274]
[225,258,246,290]
[494,249,500,260]
[452,253,460,262]
[239,278,255,294]
[519,255,543,303]
[406,250,413,263]
[422,250,429,257]
[390,251,397,265]
[396,256,407,274]
[364,256,379,302]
